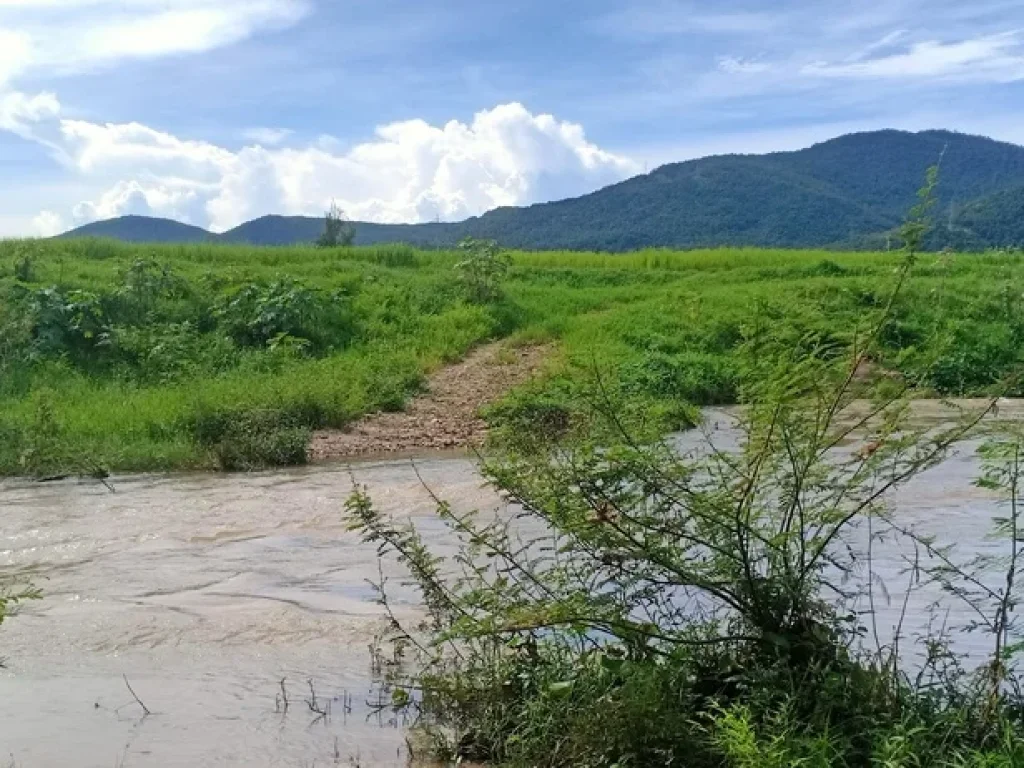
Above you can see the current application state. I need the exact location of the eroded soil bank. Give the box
[309,342,549,461]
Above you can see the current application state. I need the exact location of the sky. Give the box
[1,0,1024,237]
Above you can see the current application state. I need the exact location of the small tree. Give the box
[454,237,510,304]
[317,202,356,248]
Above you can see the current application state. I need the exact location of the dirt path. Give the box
[310,342,549,461]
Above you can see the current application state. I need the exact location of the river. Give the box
[0,406,1019,766]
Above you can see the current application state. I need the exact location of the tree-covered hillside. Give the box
[56,129,1024,250]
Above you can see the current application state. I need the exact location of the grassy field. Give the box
[1,238,1023,475]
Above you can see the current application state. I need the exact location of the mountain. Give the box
[59,214,212,243]
[219,215,456,247]
[57,130,1024,251]
[942,185,1024,250]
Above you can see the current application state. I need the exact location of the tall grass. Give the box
[2,238,1024,474]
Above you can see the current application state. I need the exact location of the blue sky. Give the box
[1,0,1023,236]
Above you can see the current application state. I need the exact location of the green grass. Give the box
[2,238,1024,475]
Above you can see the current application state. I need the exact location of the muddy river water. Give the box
[0,407,1020,766]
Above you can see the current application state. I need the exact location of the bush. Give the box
[112,259,193,324]
[455,237,511,304]
[29,286,114,365]
[622,350,740,404]
[366,244,417,267]
[14,251,35,283]
[485,385,574,452]
[114,322,238,384]
[211,424,309,472]
[214,279,352,352]
[187,405,314,471]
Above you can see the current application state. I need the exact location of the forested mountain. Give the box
[62,215,212,243]
[942,185,1024,249]
[218,215,457,247]
[58,130,1024,250]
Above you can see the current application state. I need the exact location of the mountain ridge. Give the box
[56,129,1024,250]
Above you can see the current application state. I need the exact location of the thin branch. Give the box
[123,674,151,717]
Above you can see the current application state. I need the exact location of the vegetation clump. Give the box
[345,172,1024,767]
[350,257,1024,766]
[455,237,511,304]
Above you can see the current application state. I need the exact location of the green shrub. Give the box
[485,384,574,452]
[214,279,353,352]
[456,237,511,304]
[14,251,35,283]
[211,425,309,471]
[114,322,238,384]
[187,405,314,471]
[623,350,740,404]
[28,286,114,365]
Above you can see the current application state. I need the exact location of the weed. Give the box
[455,237,511,304]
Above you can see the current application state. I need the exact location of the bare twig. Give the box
[306,678,331,724]
[276,678,290,713]
[122,674,151,717]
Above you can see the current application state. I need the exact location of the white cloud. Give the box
[71,179,208,225]
[31,210,63,237]
[846,30,909,62]
[241,127,293,146]
[72,1,308,65]
[0,0,309,82]
[803,32,1024,82]
[589,3,784,39]
[59,119,234,176]
[8,99,638,232]
[0,89,59,138]
[0,29,32,87]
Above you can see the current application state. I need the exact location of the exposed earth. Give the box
[309,341,549,461]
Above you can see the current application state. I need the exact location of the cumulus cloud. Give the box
[59,119,234,177]
[71,179,208,226]
[31,210,64,237]
[11,99,637,232]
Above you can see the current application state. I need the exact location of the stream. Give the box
[0,406,1019,766]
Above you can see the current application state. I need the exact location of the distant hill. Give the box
[59,215,212,243]
[58,130,1024,251]
[219,215,457,247]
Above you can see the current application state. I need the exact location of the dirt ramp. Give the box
[310,342,548,461]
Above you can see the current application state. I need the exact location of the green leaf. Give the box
[547,681,573,698]
[600,654,625,673]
